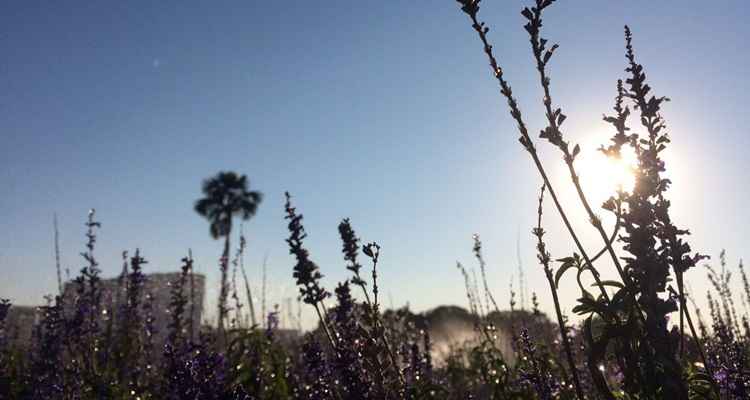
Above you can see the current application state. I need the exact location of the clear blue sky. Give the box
[1,1,748,328]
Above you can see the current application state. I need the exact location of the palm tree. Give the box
[195,171,262,333]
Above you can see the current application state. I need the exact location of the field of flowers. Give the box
[1,1,748,399]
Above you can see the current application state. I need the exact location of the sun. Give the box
[574,143,638,206]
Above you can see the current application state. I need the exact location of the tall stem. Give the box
[239,255,256,327]
[237,229,257,327]
[368,249,406,388]
[312,301,337,351]
[526,5,631,288]
[535,185,584,400]
[261,252,268,328]
[546,271,584,400]
[54,213,63,296]
[465,11,610,302]
[523,6,654,336]
[683,288,720,395]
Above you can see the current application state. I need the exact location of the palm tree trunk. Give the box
[218,235,230,336]
[189,250,195,343]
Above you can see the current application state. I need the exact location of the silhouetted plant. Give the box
[454,0,721,398]
[30,296,65,398]
[283,192,335,351]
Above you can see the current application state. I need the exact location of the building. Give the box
[63,271,206,345]
[3,305,39,348]
[4,271,206,349]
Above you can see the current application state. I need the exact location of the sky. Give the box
[1,1,748,329]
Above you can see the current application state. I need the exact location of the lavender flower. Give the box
[285,192,330,305]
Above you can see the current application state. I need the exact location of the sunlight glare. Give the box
[575,144,638,206]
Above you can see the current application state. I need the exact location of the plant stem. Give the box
[535,184,584,400]
[465,11,611,303]
[54,213,63,296]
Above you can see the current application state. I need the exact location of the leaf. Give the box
[592,280,624,289]
[572,143,580,158]
[572,303,590,315]
[543,44,559,64]
[574,296,608,316]
[362,245,373,257]
[521,7,533,20]
[572,297,595,315]
[554,258,576,288]
[602,198,616,211]
[524,22,534,35]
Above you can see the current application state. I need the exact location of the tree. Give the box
[195,171,262,334]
